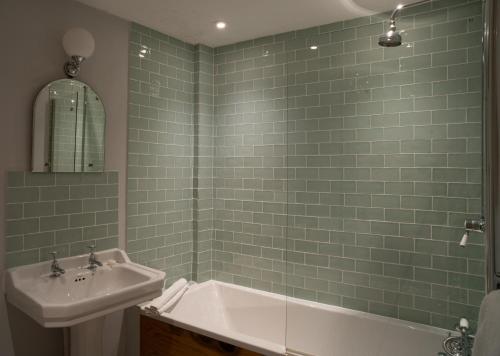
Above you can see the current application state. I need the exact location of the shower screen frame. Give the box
[482,0,500,292]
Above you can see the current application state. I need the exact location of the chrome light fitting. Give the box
[62,28,95,78]
[64,56,85,78]
[378,0,429,47]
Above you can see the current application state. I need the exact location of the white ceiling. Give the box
[76,0,418,47]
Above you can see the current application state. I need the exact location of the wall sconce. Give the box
[62,28,95,78]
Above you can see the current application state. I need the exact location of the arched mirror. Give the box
[32,79,105,172]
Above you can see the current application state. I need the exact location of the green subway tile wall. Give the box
[127,24,215,284]
[212,0,484,329]
[212,33,289,293]
[5,171,118,267]
[193,44,215,282]
[127,24,195,283]
[127,0,485,329]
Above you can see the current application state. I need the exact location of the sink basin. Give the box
[5,248,165,327]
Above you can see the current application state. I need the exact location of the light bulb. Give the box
[62,28,95,58]
[216,22,227,29]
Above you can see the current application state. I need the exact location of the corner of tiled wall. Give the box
[127,23,197,285]
[194,44,216,282]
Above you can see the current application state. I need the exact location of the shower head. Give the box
[378,21,402,47]
[378,3,404,47]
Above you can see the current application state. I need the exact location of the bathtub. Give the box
[146,280,448,356]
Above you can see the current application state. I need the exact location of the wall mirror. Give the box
[32,79,105,172]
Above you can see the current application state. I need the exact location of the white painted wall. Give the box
[0,0,129,354]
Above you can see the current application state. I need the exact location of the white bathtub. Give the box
[146,280,448,356]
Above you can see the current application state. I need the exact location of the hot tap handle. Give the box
[460,231,469,248]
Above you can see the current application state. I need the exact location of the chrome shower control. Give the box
[464,218,486,233]
[460,218,485,248]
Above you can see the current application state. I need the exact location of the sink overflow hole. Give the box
[74,277,86,282]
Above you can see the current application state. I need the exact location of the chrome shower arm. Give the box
[380,0,431,47]
[389,0,430,21]
[389,8,401,22]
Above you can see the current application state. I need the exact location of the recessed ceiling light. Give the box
[216,21,226,30]
[309,45,318,50]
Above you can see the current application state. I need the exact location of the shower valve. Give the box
[464,218,486,233]
[460,218,485,248]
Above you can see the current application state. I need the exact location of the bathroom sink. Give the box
[5,248,165,327]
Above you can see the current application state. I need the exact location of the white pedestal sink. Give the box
[5,249,165,356]
[69,316,106,356]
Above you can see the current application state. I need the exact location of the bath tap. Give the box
[86,245,102,272]
[440,318,474,356]
[49,252,65,277]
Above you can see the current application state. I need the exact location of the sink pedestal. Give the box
[69,317,104,356]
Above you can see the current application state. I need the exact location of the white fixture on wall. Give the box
[62,28,95,78]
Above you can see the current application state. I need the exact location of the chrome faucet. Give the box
[86,245,102,272]
[440,318,474,356]
[49,252,65,277]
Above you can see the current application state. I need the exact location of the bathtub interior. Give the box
[216,281,287,344]
[162,281,287,355]
[157,280,448,356]
[167,281,232,330]
[286,299,445,356]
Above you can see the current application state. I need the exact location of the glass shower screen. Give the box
[284,0,485,354]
